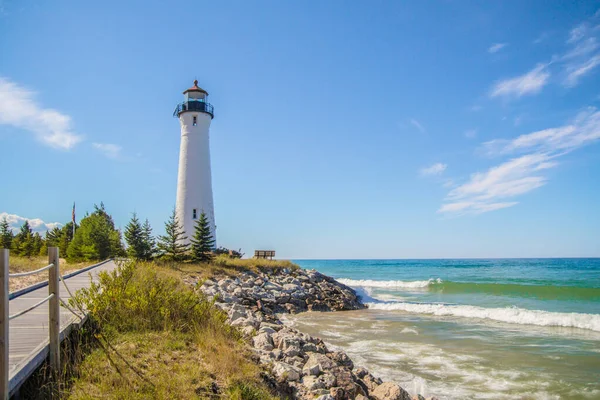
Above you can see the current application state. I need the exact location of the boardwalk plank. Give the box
[7,260,117,396]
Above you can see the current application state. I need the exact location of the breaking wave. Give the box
[338,278,439,289]
[339,278,600,301]
[366,301,600,332]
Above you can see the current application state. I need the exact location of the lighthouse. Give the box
[173,80,216,246]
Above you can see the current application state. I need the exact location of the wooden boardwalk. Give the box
[7,260,117,397]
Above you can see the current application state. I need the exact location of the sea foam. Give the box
[366,301,600,332]
[338,278,439,288]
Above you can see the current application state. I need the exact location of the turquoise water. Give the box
[290,259,600,399]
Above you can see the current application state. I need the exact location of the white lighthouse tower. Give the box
[173,80,216,246]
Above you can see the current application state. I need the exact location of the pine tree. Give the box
[157,208,189,262]
[124,212,145,259]
[67,203,124,262]
[13,221,34,257]
[0,216,13,250]
[190,211,215,263]
[32,232,44,256]
[57,222,76,256]
[141,219,155,260]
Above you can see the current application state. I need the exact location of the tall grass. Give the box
[66,261,278,400]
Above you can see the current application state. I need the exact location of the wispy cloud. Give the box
[420,163,447,176]
[565,54,600,87]
[410,118,426,133]
[489,64,550,98]
[483,108,600,156]
[561,15,600,87]
[488,43,508,54]
[464,129,478,139]
[567,22,589,44]
[0,77,83,150]
[0,212,62,233]
[533,32,550,45]
[468,105,483,112]
[93,142,122,159]
[439,108,600,215]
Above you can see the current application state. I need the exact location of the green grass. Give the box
[66,260,279,400]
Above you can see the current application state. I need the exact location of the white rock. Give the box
[371,382,412,400]
[272,362,301,382]
[315,394,335,400]
[252,333,274,351]
[228,304,246,322]
[302,362,321,376]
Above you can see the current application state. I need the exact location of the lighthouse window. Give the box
[192,209,197,219]
[193,116,197,126]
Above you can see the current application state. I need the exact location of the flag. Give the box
[72,202,76,237]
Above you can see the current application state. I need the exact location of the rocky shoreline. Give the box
[192,267,437,400]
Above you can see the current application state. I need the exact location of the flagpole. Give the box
[72,202,76,238]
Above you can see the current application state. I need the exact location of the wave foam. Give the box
[366,302,600,332]
[338,278,440,289]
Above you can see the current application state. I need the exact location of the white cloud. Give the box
[560,15,600,87]
[568,23,588,44]
[420,163,447,176]
[565,54,600,87]
[0,77,83,150]
[468,105,483,112]
[93,142,122,159]
[490,64,550,98]
[563,37,599,59]
[464,129,478,139]
[440,108,600,215]
[488,43,507,53]
[483,108,600,155]
[410,118,426,133]
[0,212,62,234]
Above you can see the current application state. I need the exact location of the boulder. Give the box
[302,375,326,390]
[331,351,354,369]
[371,382,412,400]
[272,362,301,382]
[302,361,321,376]
[228,304,246,322]
[252,332,274,351]
[361,373,383,392]
[304,352,336,372]
[315,395,335,400]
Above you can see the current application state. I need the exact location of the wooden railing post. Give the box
[48,247,60,375]
[1,249,9,400]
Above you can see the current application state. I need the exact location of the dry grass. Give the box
[66,261,279,400]
[8,256,89,292]
[68,331,275,400]
[157,255,299,282]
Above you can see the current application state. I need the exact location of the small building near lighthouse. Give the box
[173,80,216,246]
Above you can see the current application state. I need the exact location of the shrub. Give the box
[71,260,233,337]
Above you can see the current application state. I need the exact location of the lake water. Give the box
[287,259,600,399]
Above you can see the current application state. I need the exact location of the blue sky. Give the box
[1,1,599,259]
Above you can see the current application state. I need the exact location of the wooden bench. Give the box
[254,250,275,260]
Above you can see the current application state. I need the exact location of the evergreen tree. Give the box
[190,211,215,263]
[67,203,124,261]
[157,208,189,262]
[46,226,62,247]
[141,219,155,260]
[124,212,145,259]
[0,217,13,250]
[32,232,44,256]
[13,221,34,257]
[58,222,76,256]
